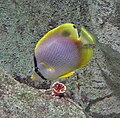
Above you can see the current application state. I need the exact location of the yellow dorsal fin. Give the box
[59,72,75,78]
[35,23,79,50]
[35,27,57,50]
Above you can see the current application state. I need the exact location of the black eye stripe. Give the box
[35,67,47,80]
[34,54,47,80]
[34,54,37,68]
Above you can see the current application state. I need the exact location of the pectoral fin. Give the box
[41,62,55,72]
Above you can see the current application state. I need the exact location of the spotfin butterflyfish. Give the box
[31,23,95,81]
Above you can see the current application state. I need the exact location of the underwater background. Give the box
[0,0,120,117]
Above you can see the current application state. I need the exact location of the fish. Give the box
[31,23,95,81]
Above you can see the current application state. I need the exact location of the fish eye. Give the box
[73,25,76,29]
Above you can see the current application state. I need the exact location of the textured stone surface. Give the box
[86,0,120,117]
[0,0,120,118]
[0,68,87,118]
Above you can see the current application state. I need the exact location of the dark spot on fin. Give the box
[62,31,70,36]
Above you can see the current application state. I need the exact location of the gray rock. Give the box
[0,68,87,118]
[86,0,120,117]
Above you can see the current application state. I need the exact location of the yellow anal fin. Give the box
[59,72,75,78]
[41,62,49,68]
